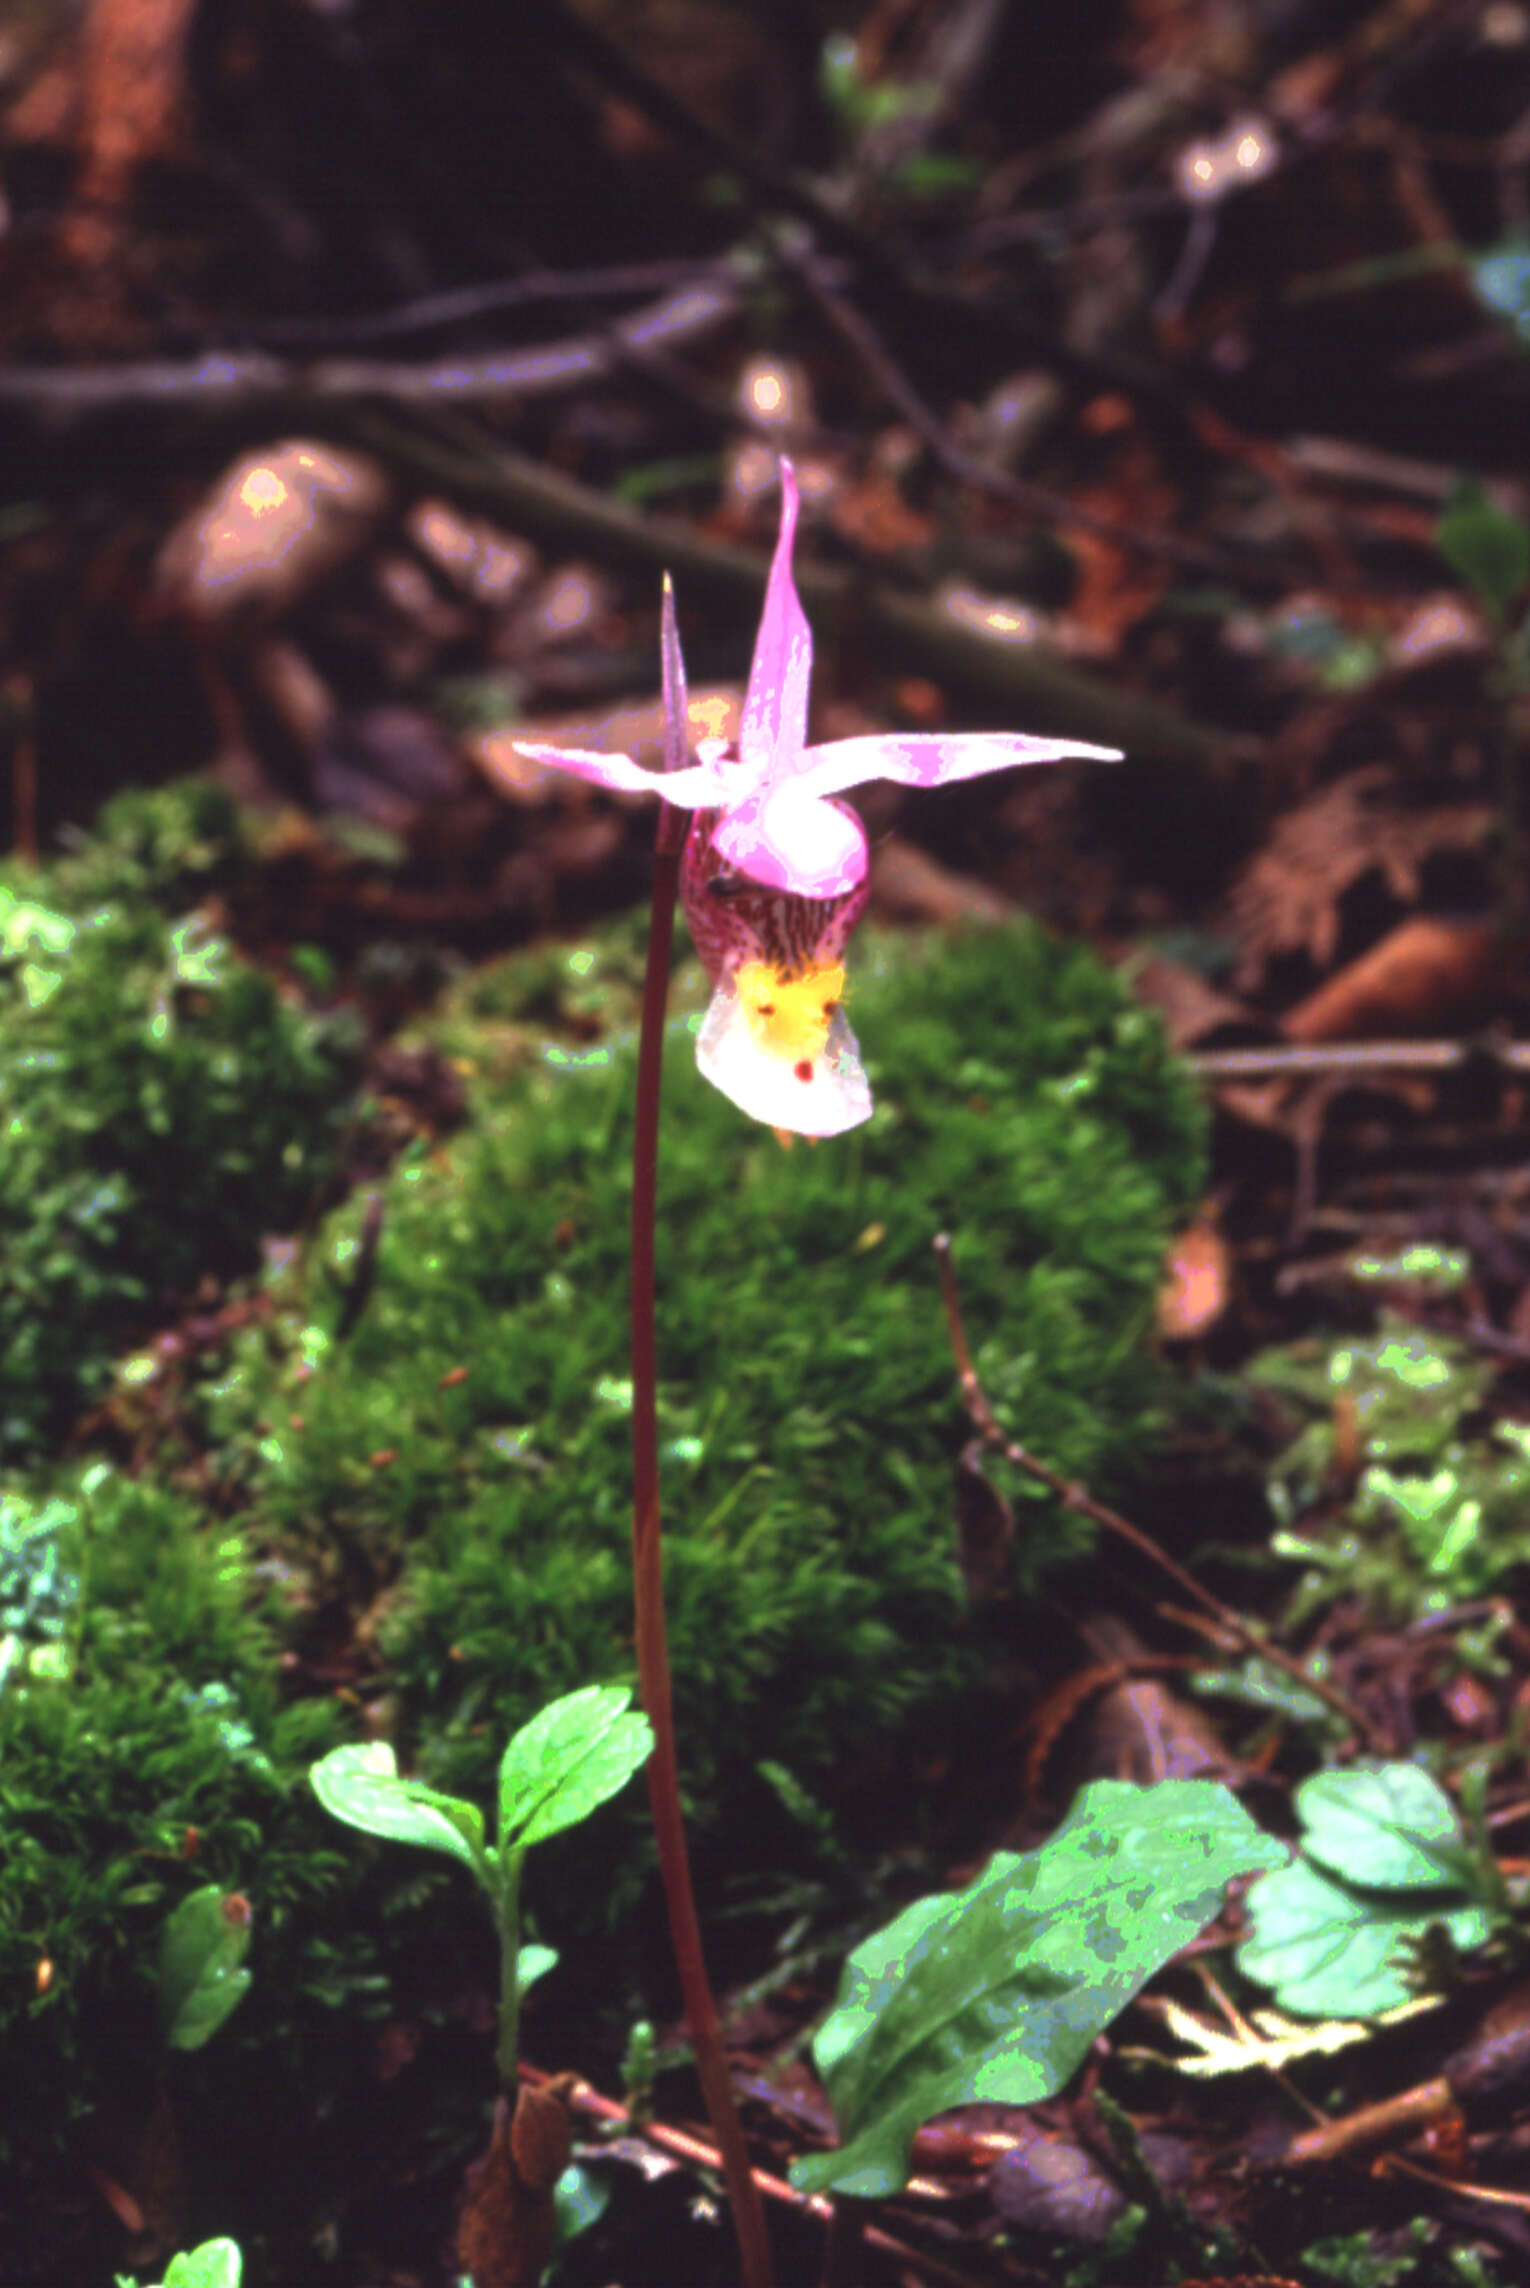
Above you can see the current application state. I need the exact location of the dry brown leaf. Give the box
[1283,914,1498,1041]
[828,474,936,557]
[158,442,391,626]
[457,2083,573,2288]
[1224,767,1493,991]
[1158,1218,1230,1340]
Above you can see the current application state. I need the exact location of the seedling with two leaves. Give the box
[311,1684,652,2090]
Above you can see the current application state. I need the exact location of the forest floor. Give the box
[6,5,1530,2287]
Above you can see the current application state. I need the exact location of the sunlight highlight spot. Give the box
[237,466,290,518]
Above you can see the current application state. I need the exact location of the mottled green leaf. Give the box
[790,1778,1282,2198]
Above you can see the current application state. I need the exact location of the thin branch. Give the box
[784,240,1260,583]
[250,255,752,346]
[516,2062,999,2288]
[0,275,739,419]
[1194,1040,1530,1081]
[931,1233,1384,1750]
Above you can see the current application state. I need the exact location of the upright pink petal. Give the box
[739,461,813,782]
[793,731,1123,802]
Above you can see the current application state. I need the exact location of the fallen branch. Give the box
[0,274,740,419]
[1194,1039,1530,1080]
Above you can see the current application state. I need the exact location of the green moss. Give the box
[0,904,1203,2266]
[0,784,360,1454]
[202,919,1203,1879]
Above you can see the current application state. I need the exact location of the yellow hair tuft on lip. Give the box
[735,960,846,1062]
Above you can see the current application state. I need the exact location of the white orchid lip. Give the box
[696,976,872,1139]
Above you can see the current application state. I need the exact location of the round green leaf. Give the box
[1238,1854,1491,2019]
[1296,1763,1473,1891]
[310,1741,488,1877]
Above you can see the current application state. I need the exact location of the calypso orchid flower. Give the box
[515,461,1121,1137]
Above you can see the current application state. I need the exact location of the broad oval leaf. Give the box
[157,1886,253,2052]
[1295,1763,1474,1891]
[790,1777,1282,2199]
[1237,1854,1491,2019]
[311,1741,488,1877]
[497,1684,653,1850]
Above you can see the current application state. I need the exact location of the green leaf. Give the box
[1295,1763,1477,1890]
[156,1887,253,2052]
[1437,479,1530,620]
[148,2240,242,2288]
[1237,1855,1491,2019]
[789,1778,1283,2198]
[310,1741,489,1878]
[1237,1763,1497,2017]
[496,1685,652,1851]
[517,1942,558,1996]
[551,2159,613,2252]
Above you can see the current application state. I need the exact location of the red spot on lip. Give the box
[794,1060,813,1082]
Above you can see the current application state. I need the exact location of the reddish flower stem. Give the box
[629,816,775,2288]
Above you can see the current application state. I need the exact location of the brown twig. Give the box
[1194,1041,1530,1081]
[784,239,1261,583]
[0,274,739,419]
[931,1233,1383,1750]
[516,2063,999,2288]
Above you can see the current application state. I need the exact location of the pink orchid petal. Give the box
[711,784,869,900]
[695,980,873,1137]
[794,731,1123,802]
[510,745,733,808]
[739,460,813,781]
